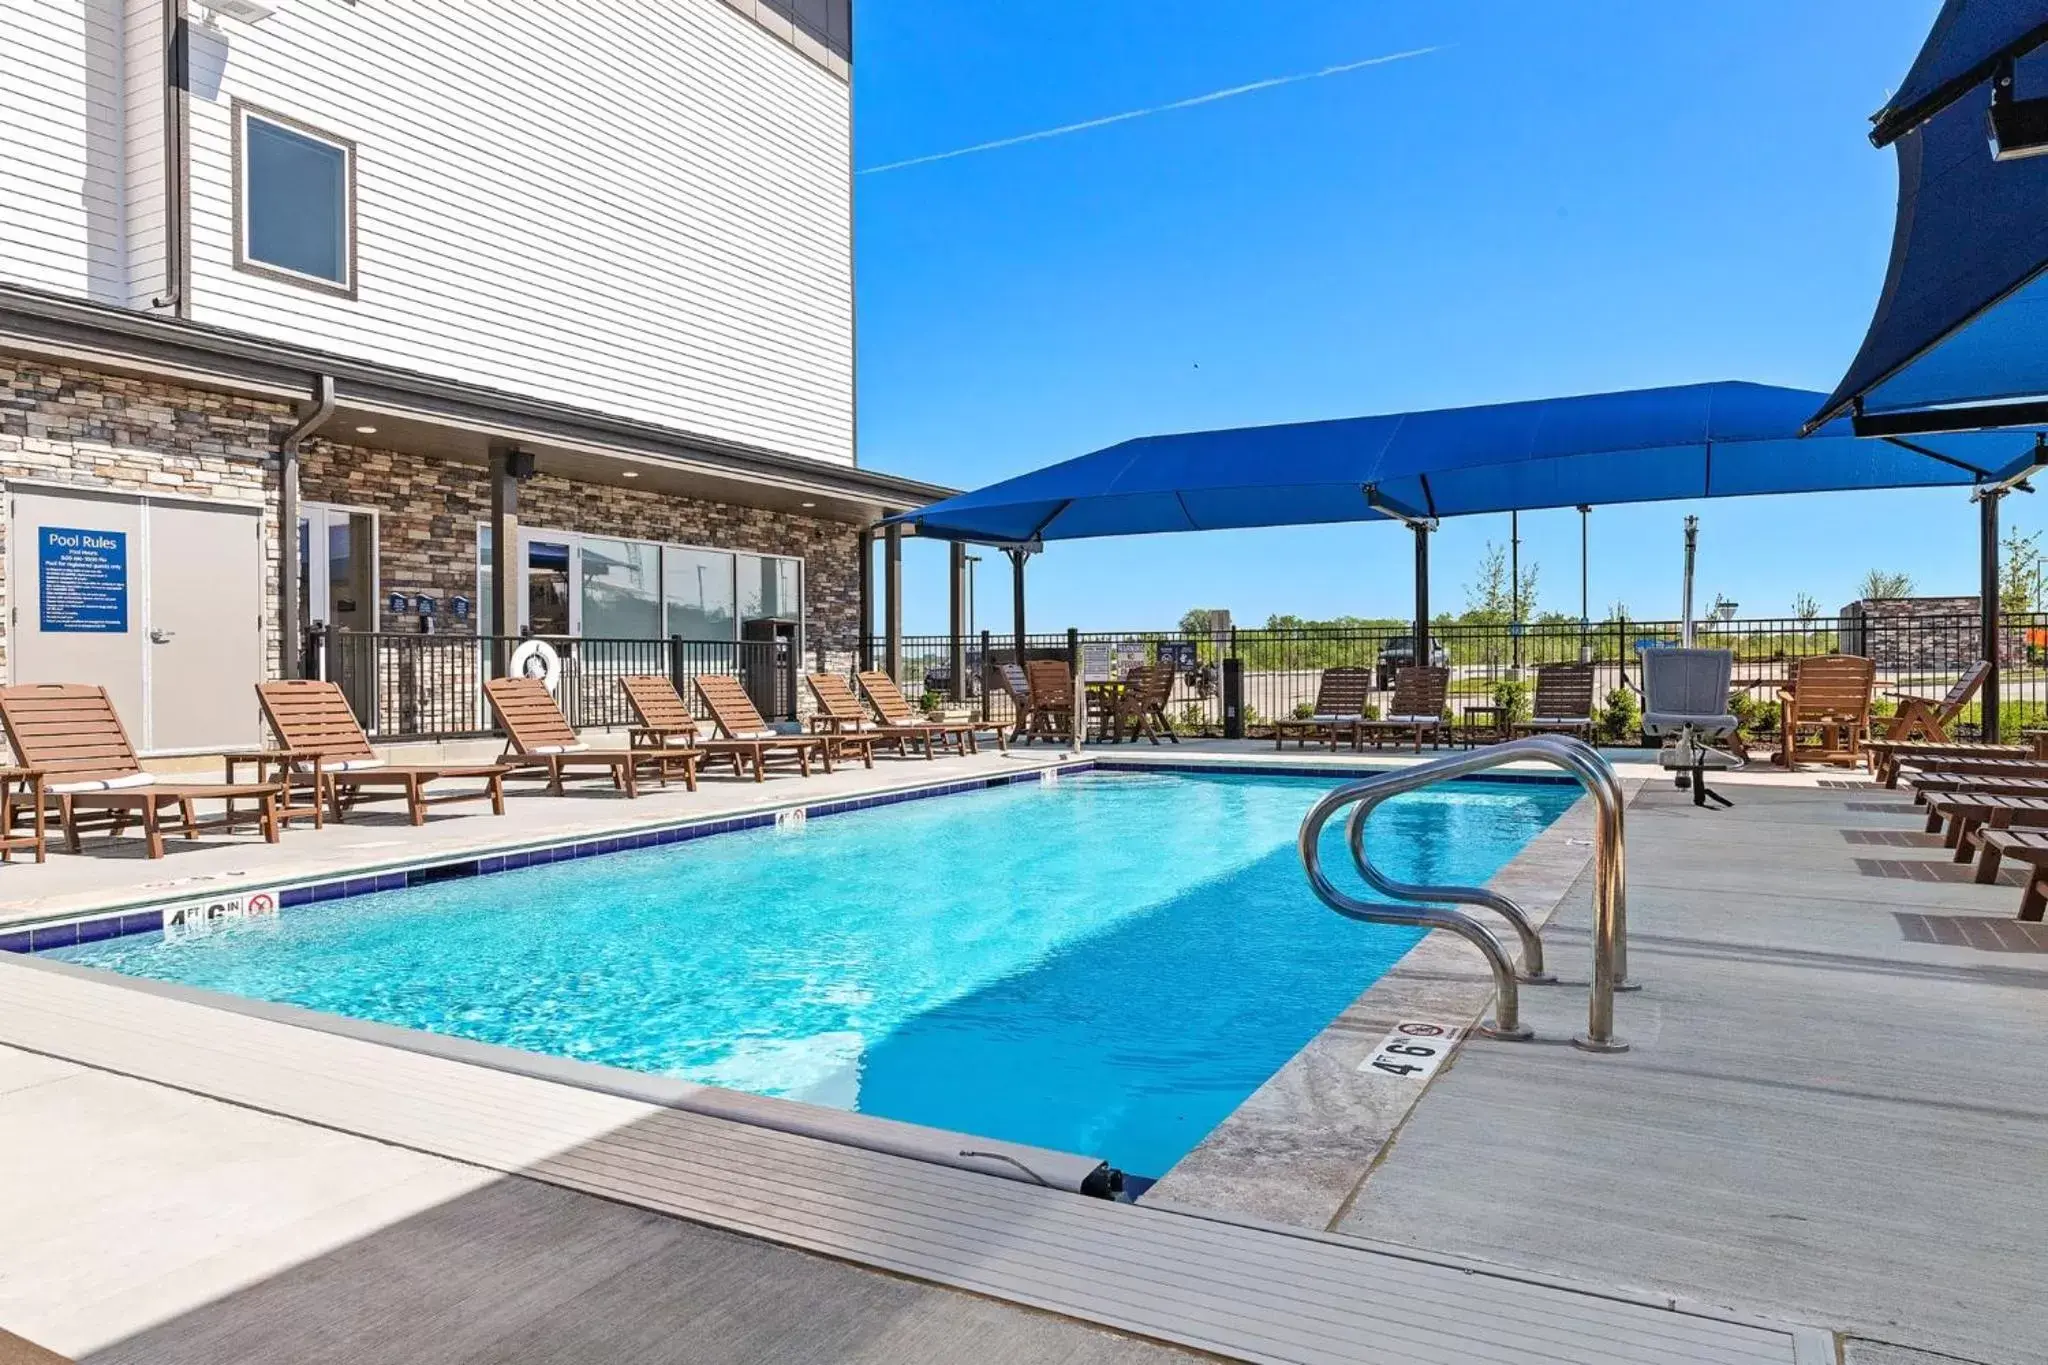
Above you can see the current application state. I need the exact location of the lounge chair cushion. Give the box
[49,772,157,795]
[1310,713,1363,722]
[1530,715,1591,725]
[295,756,385,772]
[1386,713,1441,724]
[734,728,781,740]
[528,743,589,755]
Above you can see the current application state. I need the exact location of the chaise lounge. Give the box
[486,676,689,797]
[1511,662,1597,741]
[257,679,510,826]
[1358,666,1449,752]
[857,669,1006,754]
[0,682,286,858]
[694,673,833,780]
[1271,666,1371,750]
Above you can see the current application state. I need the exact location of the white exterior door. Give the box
[9,488,264,753]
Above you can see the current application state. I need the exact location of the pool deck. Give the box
[0,740,2032,1361]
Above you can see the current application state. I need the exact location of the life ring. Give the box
[509,638,562,694]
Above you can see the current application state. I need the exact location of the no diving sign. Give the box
[1358,1020,1462,1081]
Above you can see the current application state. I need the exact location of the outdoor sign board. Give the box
[38,527,127,633]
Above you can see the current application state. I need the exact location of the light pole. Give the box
[964,554,980,638]
[1510,509,1522,671]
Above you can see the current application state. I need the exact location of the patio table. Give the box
[1460,704,1507,748]
[1083,678,1129,742]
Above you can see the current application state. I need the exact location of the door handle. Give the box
[149,628,175,644]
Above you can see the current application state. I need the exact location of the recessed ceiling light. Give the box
[354,425,377,435]
[621,470,639,478]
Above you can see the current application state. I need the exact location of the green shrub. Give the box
[920,688,945,714]
[1492,678,1532,724]
[1292,701,1316,720]
[1596,686,1641,743]
[1361,701,1382,721]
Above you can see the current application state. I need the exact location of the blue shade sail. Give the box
[887,382,2033,545]
[1815,69,2048,430]
[244,116,349,286]
[1869,0,2048,148]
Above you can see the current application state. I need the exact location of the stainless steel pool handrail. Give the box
[1298,735,1631,1052]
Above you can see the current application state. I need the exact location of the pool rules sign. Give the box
[39,527,128,633]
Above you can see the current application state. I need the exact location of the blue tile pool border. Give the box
[0,756,1576,956]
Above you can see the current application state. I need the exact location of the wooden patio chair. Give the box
[257,679,510,827]
[693,673,832,780]
[1970,826,2048,919]
[858,669,1007,754]
[1511,663,1597,740]
[1358,666,1449,752]
[1879,660,1990,746]
[0,683,285,858]
[987,662,1035,742]
[1110,663,1180,745]
[804,672,924,761]
[485,676,684,797]
[1777,655,1875,768]
[618,675,802,781]
[1022,659,1077,743]
[1271,667,1371,751]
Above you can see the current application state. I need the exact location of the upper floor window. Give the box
[234,103,355,296]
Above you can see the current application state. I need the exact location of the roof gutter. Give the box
[150,0,190,317]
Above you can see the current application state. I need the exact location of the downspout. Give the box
[278,376,337,678]
[150,0,189,316]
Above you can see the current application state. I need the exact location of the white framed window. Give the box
[298,502,378,631]
[233,101,356,296]
[475,525,802,642]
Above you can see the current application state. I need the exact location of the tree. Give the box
[2000,529,2042,615]
[1463,541,1540,620]
[1178,607,1228,636]
[1792,592,1821,621]
[1859,570,1914,601]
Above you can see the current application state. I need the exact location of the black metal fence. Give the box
[305,611,2048,744]
[306,630,800,741]
[864,612,2048,742]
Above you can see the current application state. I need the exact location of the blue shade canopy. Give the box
[1868,0,2048,148]
[888,382,2034,545]
[1813,69,2048,431]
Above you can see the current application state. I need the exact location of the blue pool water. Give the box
[51,771,1572,1177]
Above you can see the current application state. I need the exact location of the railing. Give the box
[1298,735,1632,1052]
[305,630,800,741]
[867,611,2048,742]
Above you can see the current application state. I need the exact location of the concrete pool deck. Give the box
[0,741,2027,1361]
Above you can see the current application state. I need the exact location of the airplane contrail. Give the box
[858,46,1441,175]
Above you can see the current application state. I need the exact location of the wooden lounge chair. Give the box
[0,683,284,858]
[858,670,1007,754]
[257,679,510,827]
[485,676,684,797]
[618,674,797,780]
[1971,826,2048,918]
[1359,666,1449,752]
[1897,755,2048,791]
[1511,663,1597,740]
[988,663,1035,743]
[1110,663,1180,745]
[694,673,832,780]
[1272,667,1371,750]
[1778,655,1875,768]
[1022,659,1077,743]
[1924,792,2048,861]
[804,673,929,760]
[1879,660,1990,746]
[1867,738,2027,787]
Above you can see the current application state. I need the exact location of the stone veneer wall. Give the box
[298,440,864,655]
[0,355,867,690]
[0,357,289,678]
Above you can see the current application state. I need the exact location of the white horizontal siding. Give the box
[181,0,853,465]
[123,0,166,309]
[0,0,129,304]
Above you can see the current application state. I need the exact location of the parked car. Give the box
[1375,635,1449,689]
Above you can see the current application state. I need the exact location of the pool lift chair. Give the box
[1641,647,1741,809]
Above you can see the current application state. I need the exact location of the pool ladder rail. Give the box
[1298,735,1634,1053]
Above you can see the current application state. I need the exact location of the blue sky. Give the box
[852,0,2030,633]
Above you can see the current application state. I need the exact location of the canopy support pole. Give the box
[1681,516,1699,647]
[884,523,903,683]
[1006,546,1029,664]
[1981,489,2003,742]
[1579,505,1592,663]
[488,443,525,677]
[1412,524,1431,678]
[947,542,967,702]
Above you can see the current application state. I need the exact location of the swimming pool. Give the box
[48,769,1573,1178]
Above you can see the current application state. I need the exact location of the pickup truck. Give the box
[1375,635,1449,689]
